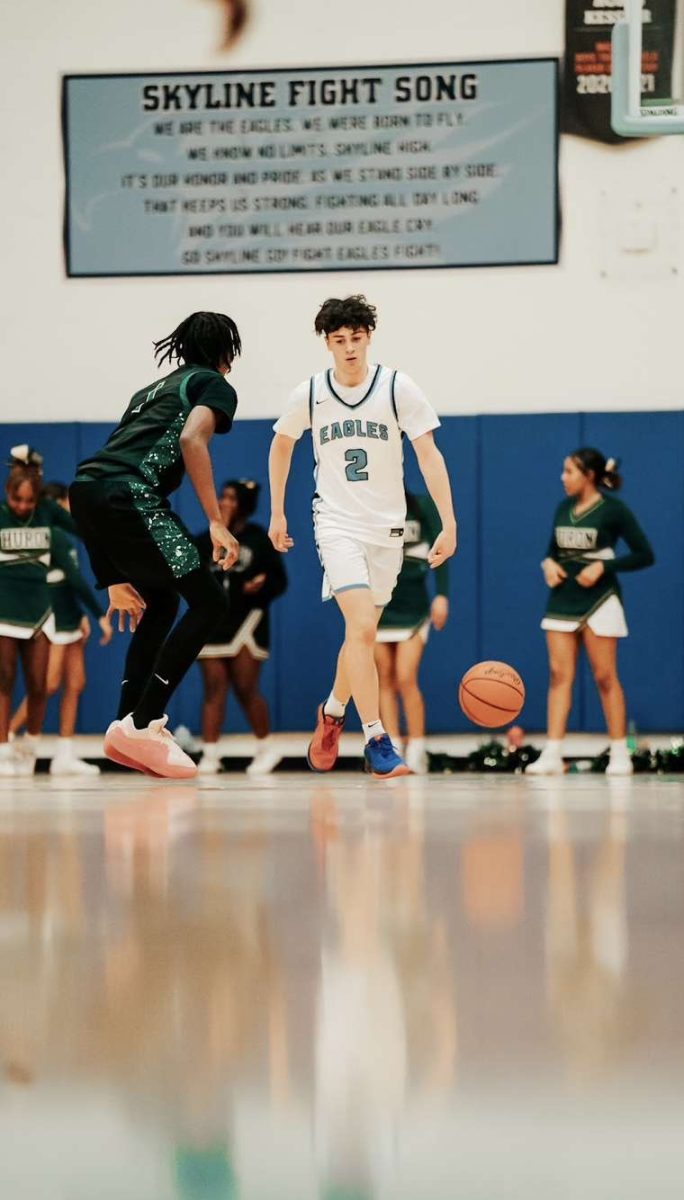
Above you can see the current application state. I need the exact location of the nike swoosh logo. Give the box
[315,397,328,405]
[155,673,169,685]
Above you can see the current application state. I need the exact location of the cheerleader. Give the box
[527,448,654,777]
[374,491,449,774]
[196,480,287,776]
[0,449,77,776]
[10,484,113,775]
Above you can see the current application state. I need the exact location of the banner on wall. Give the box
[62,59,559,277]
[563,0,677,143]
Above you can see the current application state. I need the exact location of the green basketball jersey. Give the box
[379,494,448,629]
[544,493,654,624]
[76,364,237,497]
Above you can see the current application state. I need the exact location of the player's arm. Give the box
[180,404,238,570]
[268,434,296,553]
[411,432,457,569]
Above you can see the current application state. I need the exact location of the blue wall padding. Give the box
[0,411,677,735]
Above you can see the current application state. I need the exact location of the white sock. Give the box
[543,739,563,755]
[202,741,220,760]
[610,739,629,754]
[363,719,386,744]
[0,743,12,761]
[23,734,40,753]
[254,736,271,750]
[54,737,74,759]
[324,692,346,719]
[407,737,426,752]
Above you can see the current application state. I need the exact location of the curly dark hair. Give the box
[314,295,378,337]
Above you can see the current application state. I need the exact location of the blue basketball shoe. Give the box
[364,734,411,779]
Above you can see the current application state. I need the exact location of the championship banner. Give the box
[563,0,677,143]
[62,59,558,277]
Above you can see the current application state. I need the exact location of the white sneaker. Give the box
[104,714,197,779]
[14,737,38,777]
[50,755,100,777]
[405,742,429,775]
[198,751,222,775]
[606,749,634,777]
[0,752,17,777]
[246,742,282,776]
[526,747,565,776]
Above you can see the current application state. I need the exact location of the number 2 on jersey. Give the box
[345,448,369,482]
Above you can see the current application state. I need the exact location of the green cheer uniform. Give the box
[377,493,448,642]
[70,364,237,588]
[541,494,654,636]
[196,521,288,661]
[46,527,105,645]
[0,499,77,639]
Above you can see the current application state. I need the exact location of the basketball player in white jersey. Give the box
[269,295,457,778]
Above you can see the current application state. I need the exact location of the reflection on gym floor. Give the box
[1,773,684,1198]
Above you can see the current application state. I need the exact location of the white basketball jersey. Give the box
[310,365,406,548]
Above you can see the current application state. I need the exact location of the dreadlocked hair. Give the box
[153,312,242,370]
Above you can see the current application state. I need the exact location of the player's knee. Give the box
[347,619,377,648]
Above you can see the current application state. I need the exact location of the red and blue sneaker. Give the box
[364,734,411,779]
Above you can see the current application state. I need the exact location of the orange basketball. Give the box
[459,661,525,728]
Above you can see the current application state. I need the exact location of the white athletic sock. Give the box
[324,692,346,719]
[254,735,271,748]
[0,743,12,761]
[202,741,220,760]
[54,737,74,759]
[407,737,426,752]
[543,739,563,755]
[610,739,629,754]
[363,719,386,744]
[23,734,40,752]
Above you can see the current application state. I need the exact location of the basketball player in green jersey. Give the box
[527,448,654,778]
[269,295,457,779]
[70,312,241,779]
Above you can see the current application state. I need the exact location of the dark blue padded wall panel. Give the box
[0,413,681,735]
[579,412,684,733]
[403,418,479,732]
[479,414,584,733]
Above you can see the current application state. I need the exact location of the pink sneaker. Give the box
[104,715,197,779]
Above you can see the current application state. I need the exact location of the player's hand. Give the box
[107,583,146,633]
[542,559,568,588]
[427,526,457,569]
[269,514,294,553]
[430,595,449,631]
[210,520,239,571]
[79,615,91,643]
[576,561,605,589]
[243,573,266,595]
[98,615,114,645]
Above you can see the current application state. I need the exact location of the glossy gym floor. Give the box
[1,770,683,1198]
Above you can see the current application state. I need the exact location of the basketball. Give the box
[459,661,525,728]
